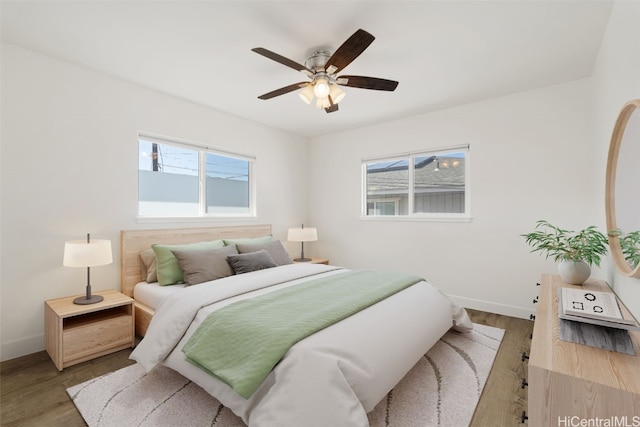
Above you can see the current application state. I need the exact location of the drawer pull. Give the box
[533,296,538,303]
[530,314,536,320]
[521,411,528,423]
[521,352,529,362]
[521,378,528,389]
[536,282,540,286]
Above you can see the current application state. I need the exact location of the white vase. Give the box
[557,260,591,285]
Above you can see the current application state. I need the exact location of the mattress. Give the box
[133,281,185,309]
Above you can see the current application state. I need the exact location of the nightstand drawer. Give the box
[63,311,133,363]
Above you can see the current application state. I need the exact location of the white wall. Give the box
[308,79,601,319]
[592,0,640,318]
[0,43,310,361]
[307,0,640,321]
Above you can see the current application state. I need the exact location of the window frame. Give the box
[367,198,402,216]
[138,133,256,221]
[361,145,470,222]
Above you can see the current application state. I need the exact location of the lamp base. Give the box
[293,257,312,262]
[73,295,104,305]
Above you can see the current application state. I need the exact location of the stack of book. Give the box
[558,287,640,331]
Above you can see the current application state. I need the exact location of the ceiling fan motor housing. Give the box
[305,50,331,71]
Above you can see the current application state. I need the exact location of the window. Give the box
[362,145,469,219]
[367,199,400,216]
[138,134,254,218]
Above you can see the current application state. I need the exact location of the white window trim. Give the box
[137,132,256,220]
[361,144,471,222]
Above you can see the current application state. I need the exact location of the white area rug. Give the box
[68,323,504,427]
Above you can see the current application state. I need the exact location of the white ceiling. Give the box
[1,1,614,138]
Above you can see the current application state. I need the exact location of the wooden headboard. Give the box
[120,224,272,297]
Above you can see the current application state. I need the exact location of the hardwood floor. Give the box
[1,310,533,427]
[467,309,534,426]
[1,349,135,427]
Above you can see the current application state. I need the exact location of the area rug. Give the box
[68,323,504,427]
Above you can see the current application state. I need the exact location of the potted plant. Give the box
[522,220,608,284]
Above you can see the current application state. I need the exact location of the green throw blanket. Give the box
[182,269,423,399]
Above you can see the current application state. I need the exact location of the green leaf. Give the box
[521,220,608,266]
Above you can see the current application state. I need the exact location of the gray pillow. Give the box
[171,245,238,286]
[227,249,277,274]
[153,240,225,286]
[236,240,293,266]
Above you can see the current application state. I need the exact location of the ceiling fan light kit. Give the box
[298,84,315,104]
[313,75,330,98]
[316,97,331,109]
[252,29,398,113]
[329,84,346,104]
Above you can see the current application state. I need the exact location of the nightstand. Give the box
[44,290,135,371]
[292,256,329,265]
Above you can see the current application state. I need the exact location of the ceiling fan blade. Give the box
[325,95,339,113]
[325,29,375,74]
[257,82,308,100]
[252,48,314,77]
[338,75,399,91]
[325,103,339,113]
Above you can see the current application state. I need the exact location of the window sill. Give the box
[136,215,258,225]
[360,215,472,223]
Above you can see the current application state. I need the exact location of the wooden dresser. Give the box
[528,274,640,426]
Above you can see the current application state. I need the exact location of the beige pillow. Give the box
[171,245,238,286]
[139,248,158,283]
[223,235,273,246]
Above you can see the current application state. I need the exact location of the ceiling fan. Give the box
[252,29,399,113]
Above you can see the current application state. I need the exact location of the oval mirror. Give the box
[605,99,640,277]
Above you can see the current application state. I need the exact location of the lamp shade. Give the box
[288,227,318,242]
[315,96,332,109]
[298,84,315,105]
[329,84,346,104]
[63,239,113,267]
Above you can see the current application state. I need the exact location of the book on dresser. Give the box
[558,287,640,330]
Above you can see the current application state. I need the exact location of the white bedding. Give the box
[133,281,185,309]
[130,263,472,427]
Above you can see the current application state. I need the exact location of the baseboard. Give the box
[1,333,44,362]
[449,295,535,320]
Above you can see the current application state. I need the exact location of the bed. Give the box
[120,224,274,336]
[123,225,472,426]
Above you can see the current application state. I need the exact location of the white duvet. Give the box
[130,263,472,427]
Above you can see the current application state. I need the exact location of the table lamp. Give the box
[63,233,113,305]
[288,224,317,262]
